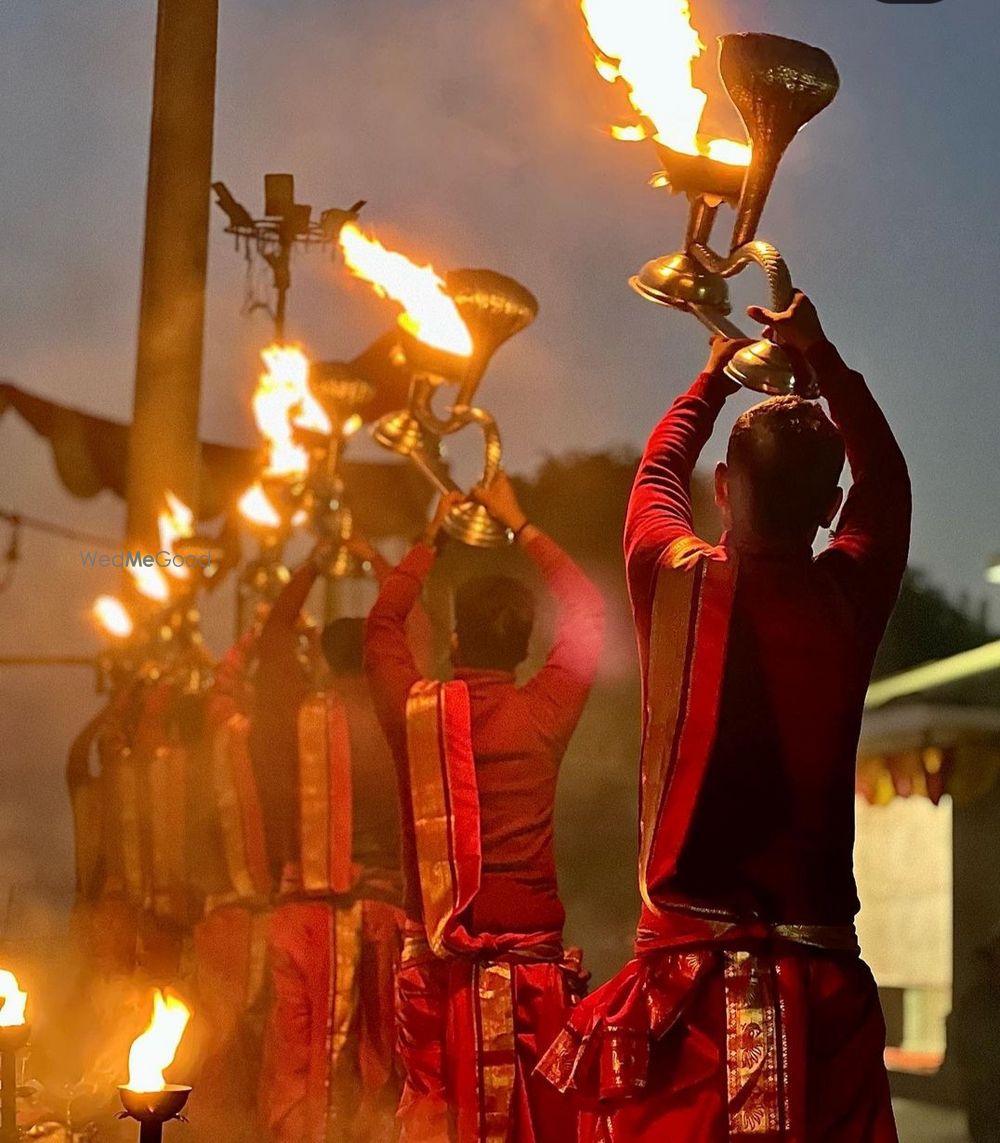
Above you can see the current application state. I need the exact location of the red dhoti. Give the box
[188,904,269,1141]
[260,896,403,1143]
[396,928,586,1143]
[539,907,896,1142]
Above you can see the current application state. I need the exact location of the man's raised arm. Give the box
[749,293,912,634]
[625,337,752,622]
[364,493,463,734]
[471,474,606,746]
[257,557,319,663]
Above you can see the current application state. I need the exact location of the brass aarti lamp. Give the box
[633,34,840,397]
[301,360,375,581]
[372,269,539,547]
[0,970,29,1143]
[118,990,191,1143]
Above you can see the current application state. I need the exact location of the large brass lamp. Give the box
[632,34,840,397]
[373,269,539,548]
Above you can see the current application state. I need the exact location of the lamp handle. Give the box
[689,239,794,314]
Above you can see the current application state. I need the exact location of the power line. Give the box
[0,655,94,667]
[0,508,119,550]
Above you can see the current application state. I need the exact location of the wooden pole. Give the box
[126,0,220,548]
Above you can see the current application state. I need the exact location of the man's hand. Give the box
[345,530,379,565]
[704,334,756,382]
[471,471,528,533]
[747,291,827,355]
[310,536,338,574]
[421,491,464,547]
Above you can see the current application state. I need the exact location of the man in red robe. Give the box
[191,622,271,1142]
[539,293,910,1141]
[254,538,407,1143]
[365,476,606,1143]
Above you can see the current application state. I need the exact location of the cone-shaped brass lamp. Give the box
[720,33,840,251]
[373,270,535,549]
[444,269,539,406]
[309,360,374,427]
[633,33,839,398]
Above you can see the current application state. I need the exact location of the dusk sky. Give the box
[2,0,999,902]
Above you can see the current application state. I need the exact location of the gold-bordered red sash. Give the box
[211,713,271,901]
[111,745,145,905]
[640,540,735,909]
[404,679,482,957]
[325,901,364,1133]
[473,961,517,1143]
[298,692,356,896]
[724,949,788,1136]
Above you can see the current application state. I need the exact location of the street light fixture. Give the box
[212,173,365,341]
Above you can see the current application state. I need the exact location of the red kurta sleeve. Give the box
[812,340,912,639]
[257,562,319,669]
[625,370,736,637]
[520,529,606,749]
[370,547,435,677]
[364,542,437,742]
[207,630,257,725]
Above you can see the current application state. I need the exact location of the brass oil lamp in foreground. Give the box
[631,33,840,397]
[118,991,191,1143]
[0,970,28,1143]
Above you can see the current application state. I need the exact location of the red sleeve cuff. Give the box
[400,542,436,579]
[693,369,740,401]
[805,340,850,378]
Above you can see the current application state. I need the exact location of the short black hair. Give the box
[727,396,845,540]
[454,575,535,671]
[321,617,365,675]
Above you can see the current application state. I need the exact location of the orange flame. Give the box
[93,595,134,639]
[581,0,750,166]
[125,990,191,1092]
[129,561,170,604]
[338,224,473,357]
[0,970,27,1027]
[238,483,283,530]
[157,492,195,581]
[252,346,331,479]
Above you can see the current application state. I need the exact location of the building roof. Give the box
[866,640,1000,711]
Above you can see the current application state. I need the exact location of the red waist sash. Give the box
[538,904,858,1133]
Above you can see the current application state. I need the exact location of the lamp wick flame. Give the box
[337,223,473,358]
[0,970,27,1027]
[581,0,750,166]
[252,345,330,479]
[93,595,135,639]
[125,990,191,1093]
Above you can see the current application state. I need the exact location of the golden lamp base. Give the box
[442,501,513,549]
[630,253,731,313]
[371,409,426,457]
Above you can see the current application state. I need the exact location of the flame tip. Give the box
[0,969,27,1027]
[582,0,749,167]
[126,989,191,1092]
[337,225,473,357]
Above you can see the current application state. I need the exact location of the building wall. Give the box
[855,795,952,1054]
